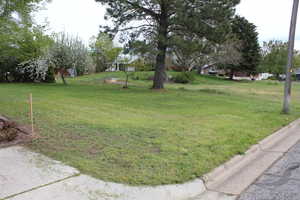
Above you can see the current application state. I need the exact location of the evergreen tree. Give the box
[226,16,261,78]
[95,0,240,89]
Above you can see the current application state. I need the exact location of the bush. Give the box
[172,72,195,84]
[136,64,154,71]
[43,67,56,83]
[267,76,279,81]
[131,72,154,81]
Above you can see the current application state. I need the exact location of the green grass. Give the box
[1,72,300,185]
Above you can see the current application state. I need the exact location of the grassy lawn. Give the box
[1,72,300,185]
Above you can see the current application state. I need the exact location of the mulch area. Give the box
[0,115,34,148]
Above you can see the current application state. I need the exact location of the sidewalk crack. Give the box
[1,173,81,200]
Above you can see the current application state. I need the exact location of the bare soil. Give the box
[0,115,34,148]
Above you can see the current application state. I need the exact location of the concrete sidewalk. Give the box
[1,119,300,200]
[0,146,79,199]
[0,146,205,200]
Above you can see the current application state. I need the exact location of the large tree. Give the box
[225,16,261,78]
[124,40,157,71]
[171,35,213,71]
[0,0,44,19]
[46,33,89,84]
[0,0,51,82]
[95,0,240,89]
[260,41,288,78]
[259,40,300,79]
[90,33,123,72]
[19,32,91,84]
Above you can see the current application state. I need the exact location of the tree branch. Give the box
[117,24,155,32]
[124,0,159,20]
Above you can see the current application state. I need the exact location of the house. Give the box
[67,68,77,78]
[106,63,136,72]
[254,73,273,81]
[295,68,300,81]
[106,64,120,72]
[200,64,225,76]
[200,65,272,81]
[126,67,136,72]
[229,72,273,81]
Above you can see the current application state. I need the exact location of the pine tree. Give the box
[95,0,240,89]
[227,16,261,78]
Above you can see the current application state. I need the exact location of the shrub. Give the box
[172,72,195,84]
[136,64,154,71]
[267,76,279,81]
[131,72,154,81]
[44,67,56,83]
[130,73,140,80]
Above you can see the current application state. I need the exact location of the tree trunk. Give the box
[153,12,168,89]
[188,65,195,72]
[229,71,235,80]
[153,39,167,89]
[61,71,67,85]
[123,71,129,89]
[4,72,9,82]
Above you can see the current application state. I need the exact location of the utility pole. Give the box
[283,0,299,114]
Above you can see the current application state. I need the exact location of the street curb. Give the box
[259,118,300,152]
[201,118,300,197]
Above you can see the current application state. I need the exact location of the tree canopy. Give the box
[0,0,52,82]
[20,32,90,84]
[90,33,123,72]
[224,16,261,77]
[171,35,213,71]
[0,0,44,20]
[123,40,157,71]
[95,0,240,89]
[260,41,288,77]
[259,40,300,78]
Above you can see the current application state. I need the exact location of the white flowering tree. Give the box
[18,58,50,81]
[19,32,90,84]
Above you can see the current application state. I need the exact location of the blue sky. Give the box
[35,0,299,48]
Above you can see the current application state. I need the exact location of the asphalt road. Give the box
[239,142,300,200]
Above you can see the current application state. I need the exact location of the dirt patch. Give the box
[103,78,128,86]
[0,128,18,142]
[0,115,34,148]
